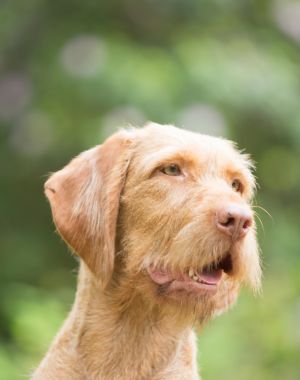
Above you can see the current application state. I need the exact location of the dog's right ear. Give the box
[44,131,134,288]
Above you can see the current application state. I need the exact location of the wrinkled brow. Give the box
[136,147,195,177]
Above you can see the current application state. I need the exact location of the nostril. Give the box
[220,216,235,227]
[242,218,252,230]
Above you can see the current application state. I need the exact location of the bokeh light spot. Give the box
[273,1,300,42]
[60,35,107,78]
[9,110,54,156]
[178,104,227,136]
[101,106,146,139]
[0,73,32,121]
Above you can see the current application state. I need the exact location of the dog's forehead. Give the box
[135,124,242,168]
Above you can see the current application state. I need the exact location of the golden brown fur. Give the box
[32,123,261,380]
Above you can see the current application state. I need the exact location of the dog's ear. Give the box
[44,131,133,288]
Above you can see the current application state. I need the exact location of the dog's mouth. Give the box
[147,253,233,295]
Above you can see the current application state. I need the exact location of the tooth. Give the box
[193,275,198,281]
[189,268,194,278]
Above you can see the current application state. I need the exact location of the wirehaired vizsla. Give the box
[32,123,261,380]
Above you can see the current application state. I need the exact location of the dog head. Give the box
[45,123,261,322]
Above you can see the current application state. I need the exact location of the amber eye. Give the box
[232,179,242,193]
[161,164,181,176]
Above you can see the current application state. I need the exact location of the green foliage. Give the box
[1,1,299,379]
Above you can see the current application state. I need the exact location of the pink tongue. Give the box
[198,269,222,285]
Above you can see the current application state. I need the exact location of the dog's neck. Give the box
[66,262,195,379]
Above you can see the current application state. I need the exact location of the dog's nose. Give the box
[216,205,252,240]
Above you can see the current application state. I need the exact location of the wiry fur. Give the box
[32,123,261,380]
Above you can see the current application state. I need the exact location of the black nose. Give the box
[216,205,253,240]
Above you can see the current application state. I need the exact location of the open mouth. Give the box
[147,253,233,295]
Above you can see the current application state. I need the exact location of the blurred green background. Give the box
[1,0,300,379]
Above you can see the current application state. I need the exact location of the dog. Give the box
[32,123,261,380]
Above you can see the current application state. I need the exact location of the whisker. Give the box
[254,211,265,235]
[252,205,273,222]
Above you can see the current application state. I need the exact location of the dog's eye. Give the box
[232,179,242,193]
[161,164,181,176]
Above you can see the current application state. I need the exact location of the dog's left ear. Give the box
[44,130,134,288]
